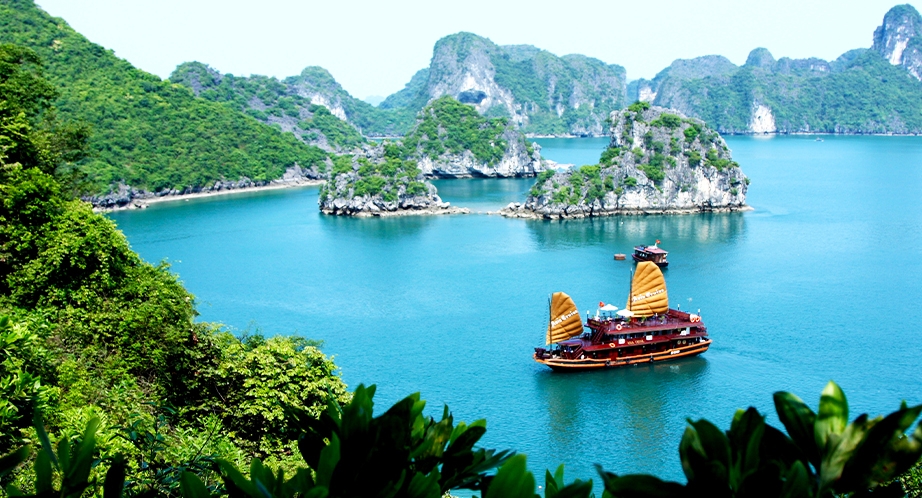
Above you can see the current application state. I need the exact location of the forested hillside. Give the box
[629,5,922,134]
[0,0,329,195]
[172,62,418,139]
[0,39,349,491]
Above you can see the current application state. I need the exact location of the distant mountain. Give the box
[171,63,417,138]
[0,0,329,194]
[629,4,922,134]
[382,33,628,136]
[171,62,366,152]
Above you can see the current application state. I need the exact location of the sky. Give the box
[35,0,917,101]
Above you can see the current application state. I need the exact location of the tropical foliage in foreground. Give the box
[0,34,349,495]
[1,381,921,497]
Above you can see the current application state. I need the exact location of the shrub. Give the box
[627,101,650,113]
[651,113,683,129]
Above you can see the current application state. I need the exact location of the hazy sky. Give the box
[35,0,917,100]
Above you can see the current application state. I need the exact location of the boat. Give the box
[533,262,710,371]
[632,240,668,267]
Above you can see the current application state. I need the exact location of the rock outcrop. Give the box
[501,105,748,219]
[318,144,468,217]
[872,4,922,80]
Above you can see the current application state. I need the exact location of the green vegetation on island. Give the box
[319,96,541,215]
[402,95,512,166]
[0,0,329,195]
[640,47,922,134]
[512,104,747,218]
[319,144,436,215]
[0,39,348,493]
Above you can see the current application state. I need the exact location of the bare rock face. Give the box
[502,105,749,219]
[414,130,545,178]
[872,4,922,80]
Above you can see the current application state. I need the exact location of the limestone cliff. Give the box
[872,4,922,80]
[382,32,627,137]
[501,105,748,219]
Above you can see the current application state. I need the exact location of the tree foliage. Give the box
[0,1,328,194]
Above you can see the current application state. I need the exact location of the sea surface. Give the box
[108,135,922,485]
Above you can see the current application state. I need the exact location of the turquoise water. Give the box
[108,135,922,484]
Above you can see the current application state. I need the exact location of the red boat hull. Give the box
[534,338,710,371]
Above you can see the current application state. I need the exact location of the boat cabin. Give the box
[632,244,668,267]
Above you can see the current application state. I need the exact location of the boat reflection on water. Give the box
[533,357,710,477]
[524,212,747,251]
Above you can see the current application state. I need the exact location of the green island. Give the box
[319,96,543,216]
[503,102,748,219]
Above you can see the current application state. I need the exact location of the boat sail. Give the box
[626,261,668,318]
[546,292,582,345]
[534,261,710,371]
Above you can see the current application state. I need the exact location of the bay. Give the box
[108,135,922,484]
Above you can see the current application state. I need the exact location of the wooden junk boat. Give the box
[632,240,668,267]
[533,261,710,371]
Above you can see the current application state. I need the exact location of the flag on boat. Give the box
[599,301,604,307]
[547,292,583,345]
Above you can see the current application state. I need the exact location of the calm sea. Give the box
[108,135,922,484]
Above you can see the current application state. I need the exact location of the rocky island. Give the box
[320,96,544,216]
[501,103,749,219]
[318,144,467,217]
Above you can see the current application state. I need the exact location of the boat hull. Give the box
[534,339,710,371]
[631,253,668,267]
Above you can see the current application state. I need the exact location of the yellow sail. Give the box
[546,292,583,345]
[626,262,669,317]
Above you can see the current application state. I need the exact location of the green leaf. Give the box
[552,480,594,498]
[773,391,819,466]
[315,432,340,488]
[0,446,30,479]
[778,461,810,498]
[33,411,58,469]
[485,455,535,498]
[405,471,441,498]
[103,454,126,498]
[841,403,922,489]
[218,459,258,497]
[596,467,686,498]
[34,447,52,494]
[545,465,565,498]
[815,381,848,451]
[180,471,212,498]
[64,416,100,488]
